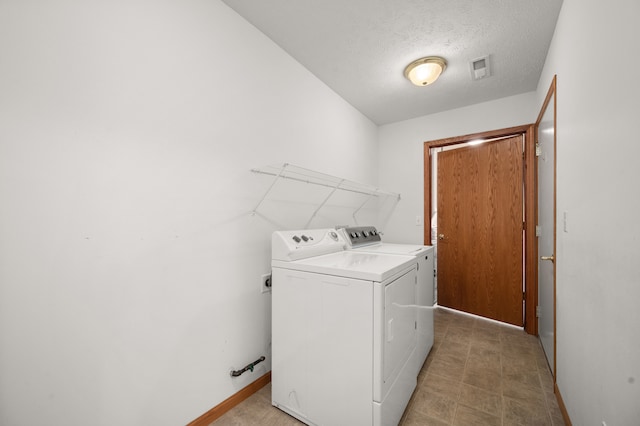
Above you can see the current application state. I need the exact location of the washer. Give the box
[271,228,419,426]
[336,226,435,376]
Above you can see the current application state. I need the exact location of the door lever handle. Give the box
[540,255,555,263]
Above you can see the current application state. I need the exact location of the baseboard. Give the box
[187,371,271,426]
[554,382,572,426]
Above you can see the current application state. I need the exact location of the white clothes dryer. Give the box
[336,226,435,376]
[271,228,419,426]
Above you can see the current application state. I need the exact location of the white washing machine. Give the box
[336,226,435,376]
[271,228,419,426]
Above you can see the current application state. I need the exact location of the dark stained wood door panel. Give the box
[437,136,524,326]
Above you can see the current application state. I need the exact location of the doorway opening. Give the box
[424,124,537,334]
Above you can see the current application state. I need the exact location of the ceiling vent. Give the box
[470,55,491,81]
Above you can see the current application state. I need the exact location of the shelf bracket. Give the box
[351,193,375,226]
[251,163,289,216]
[304,178,345,229]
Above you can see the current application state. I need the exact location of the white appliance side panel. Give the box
[416,247,435,306]
[383,269,417,400]
[272,268,374,426]
[271,268,312,421]
[415,248,435,374]
[373,282,382,402]
[376,351,418,426]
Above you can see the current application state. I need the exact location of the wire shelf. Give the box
[250,163,401,228]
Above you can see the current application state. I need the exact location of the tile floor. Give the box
[212,307,565,426]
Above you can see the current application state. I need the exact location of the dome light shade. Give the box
[404,56,447,86]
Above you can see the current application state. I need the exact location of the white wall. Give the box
[378,92,537,244]
[0,1,379,425]
[537,1,640,424]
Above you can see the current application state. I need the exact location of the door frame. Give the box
[423,123,538,334]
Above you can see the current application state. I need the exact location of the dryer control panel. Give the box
[339,225,382,248]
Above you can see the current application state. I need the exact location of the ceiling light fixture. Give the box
[404,56,447,86]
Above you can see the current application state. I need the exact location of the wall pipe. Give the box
[230,356,266,377]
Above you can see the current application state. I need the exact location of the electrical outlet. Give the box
[261,273,272,293]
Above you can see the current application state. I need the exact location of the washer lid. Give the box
[272,251,416,282]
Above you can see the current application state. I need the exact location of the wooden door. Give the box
[437,136,524,326]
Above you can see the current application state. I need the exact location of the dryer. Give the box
[337,226,435,376]
[271,228,419,426]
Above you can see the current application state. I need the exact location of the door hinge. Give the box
[536,306,541,318]
[535,225,542,237]
[535,143,542,157]
[522,221,526,231]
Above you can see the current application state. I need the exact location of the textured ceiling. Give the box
[221,0,563,125]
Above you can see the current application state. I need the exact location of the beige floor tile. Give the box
[458,383,502,417]
[462,368,502,393]
[543,388,556,403]
[465,350,502,375]
[411,388,458,424]
[468,345,502,360]
[438,339,471,359]
[471,326,503,344]
[445,325,475,346]
[502,377,547,407]
[500,336,538,351]
[434,330,447,345]
[538,367,554,391]
[433,350,468,369]
[453,404,502,426]
[473,317,506,331]
[503,396,552,426]
[400,409,451,426]
[422,371,463,400]
[428,356,466,382]
[470,336,502,352]
[212,393,296,426]
[550,411,566,426]
[544,390,561,411]
[418,359,432,383]
[261,409,306,426]
[536,352,553,372]
[502,364,543,390]
[502,350,538,370]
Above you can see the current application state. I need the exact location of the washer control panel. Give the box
[272,229,345,261]
[289,230,339,244]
